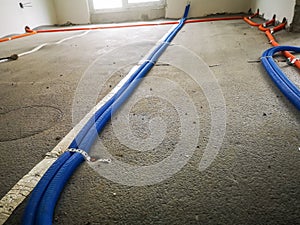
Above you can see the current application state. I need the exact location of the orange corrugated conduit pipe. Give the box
[0,16,243,63]
[24,17,243,33]
[244,10,300,69]
[0,16,243,43]
[0,26,37,43]
[243,9,261,26]
[265,29,300,68]
[258,14,277,31]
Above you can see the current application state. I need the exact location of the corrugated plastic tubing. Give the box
[261,46,300,110]
[28,16,243,33]
[0,16,243,43]
[243,9,260,26]
[21,9,245,225]
[0,16,242,63]
[264,30,300,69]
[244,10,300,70]
[0,29,36,43]
[258,14,276,31]
[244,10,286,31]
[259,17,287,33]
[22,3,190,225]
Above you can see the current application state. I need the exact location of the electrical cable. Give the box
[0,31,90,64]
[0,16,242,63]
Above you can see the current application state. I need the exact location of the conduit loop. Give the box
[261,46,300,110]
[244,10,300,109]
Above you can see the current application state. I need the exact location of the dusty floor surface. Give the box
[0,18,300,225]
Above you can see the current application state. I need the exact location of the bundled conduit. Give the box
[261,46,300,110]
[22,3,191,225]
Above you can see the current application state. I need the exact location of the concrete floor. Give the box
[0,18,300,224]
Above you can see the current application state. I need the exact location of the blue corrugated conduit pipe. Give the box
[22,3,191,225]
[261,46,300,110]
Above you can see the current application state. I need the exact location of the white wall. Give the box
[91,5,165,23]
[166,0,251,18]
[0,0,296,37]
[53,0,90,24]
[250,0,296,25]
[0,0,57,37]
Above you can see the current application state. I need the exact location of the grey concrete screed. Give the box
[0,20,299,225]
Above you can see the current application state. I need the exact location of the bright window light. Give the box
[93,0,122,9]
[128,0,160,3]
[92,0,163,10]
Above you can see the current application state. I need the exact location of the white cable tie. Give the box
[98,158,112,163]
[291,58,299,64]
[67,148,91,161]
[263,23,266,28]
[270,28,274,34]
[288,57,299,65]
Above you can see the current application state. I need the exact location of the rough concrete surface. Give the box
[0,19,299,225]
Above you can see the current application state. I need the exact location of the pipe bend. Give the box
[244,9,260,26]
[243,16,261,26]
[258,15,276,32]
[272,19,287,33]
[249,8,259,19]
[264,30,300,69]
[260,22,286,33]
[261,46,300,110]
